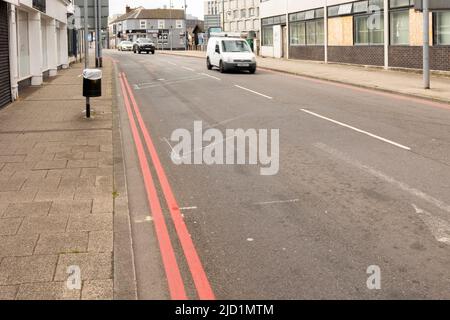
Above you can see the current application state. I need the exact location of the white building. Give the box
[204,0,220,16]
[2,0,71,106]
[221,0,259,36]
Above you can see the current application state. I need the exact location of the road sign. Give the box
[414,0,450,11]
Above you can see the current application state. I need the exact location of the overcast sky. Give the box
[110,0,204,18]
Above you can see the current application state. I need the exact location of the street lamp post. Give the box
[169,0,173,51]
[222,0,225,31]
[184,0,187,51]
[423,0,430,89]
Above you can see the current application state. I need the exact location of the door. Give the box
[211,40,221,66]
[0,0,11,108]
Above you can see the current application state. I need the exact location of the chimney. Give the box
[126,5,132,13]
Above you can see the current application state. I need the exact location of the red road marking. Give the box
[122,73,216,300]
[118,73,187,300]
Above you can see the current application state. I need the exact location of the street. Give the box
[109,49,450,300]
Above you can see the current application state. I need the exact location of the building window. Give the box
[158,20,165,29]
[17,10,30,78]
[390,10,409,45]
[354,13,384,45]
[140,20,146,29]
[176,20,183,28]
[434,11,450,45]
[290,22,306,45]
[289,20,323,46]
[262,26,273,46]
[289,9,324,46]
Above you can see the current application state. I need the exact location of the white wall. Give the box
[261,0,351,19]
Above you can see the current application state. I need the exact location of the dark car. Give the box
[133,38,156,54]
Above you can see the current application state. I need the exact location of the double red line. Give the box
[118,72,215,300]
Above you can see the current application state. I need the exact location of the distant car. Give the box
[118,41,133,51]
[133,38,156,54]
[206,37,256,74]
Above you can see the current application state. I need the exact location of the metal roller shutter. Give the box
[0,0,11,109]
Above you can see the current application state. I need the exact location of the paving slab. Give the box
[54,253,112,281]
[81,279,113,300]
[0,255,58,285]
[34,232,89,254]
[16,282,80,300]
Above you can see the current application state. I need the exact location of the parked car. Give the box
[206,36,256,74]
[133,38,156,54]
[118,41,133,51]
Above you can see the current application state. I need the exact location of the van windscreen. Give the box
[222,40,251,53]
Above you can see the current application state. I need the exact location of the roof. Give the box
[111,8,185,24]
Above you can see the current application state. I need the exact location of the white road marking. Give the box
[412,204,450,244]
[135,216,153,223]
[179,206,198,211]
[254,199,299,205]
[301,109,411,151]
[247,238,254,242]
[315,142,450,214]
[183,66,195,71]
[135,76,206,89]
[199,73,221,81]
[234,85,273,100]
[167,62,177,66]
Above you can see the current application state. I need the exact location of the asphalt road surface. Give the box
[107,49,450,300]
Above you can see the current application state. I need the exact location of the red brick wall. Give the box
[289,46,325,61]
[328,46,385,66]
[389,46,450,71]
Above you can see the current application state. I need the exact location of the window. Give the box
[390,10,409,45]
[354,13,384,45]
[140,20,146,29]
[306,21,316,45]
[262,26,273,46]
[290,22,306,45]
[289,19,323,46]
[353,1,369,14]
[338,3,353,15]
[390,0,412,8]
[176,20,183,29]
[221,40,251,52]
[434,11,450,45]
[17,10,30,78]
[158,20,165,29]
[241,9,246,18]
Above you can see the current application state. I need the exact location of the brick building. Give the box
[260,0,450,71]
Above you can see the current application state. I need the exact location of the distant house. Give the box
[109,6,186,50]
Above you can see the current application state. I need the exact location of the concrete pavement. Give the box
[159,50,450,104]
[0,58,135,299]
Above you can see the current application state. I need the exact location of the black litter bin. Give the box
[83,69,102,97]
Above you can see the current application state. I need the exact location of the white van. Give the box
[206,37,256,74]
